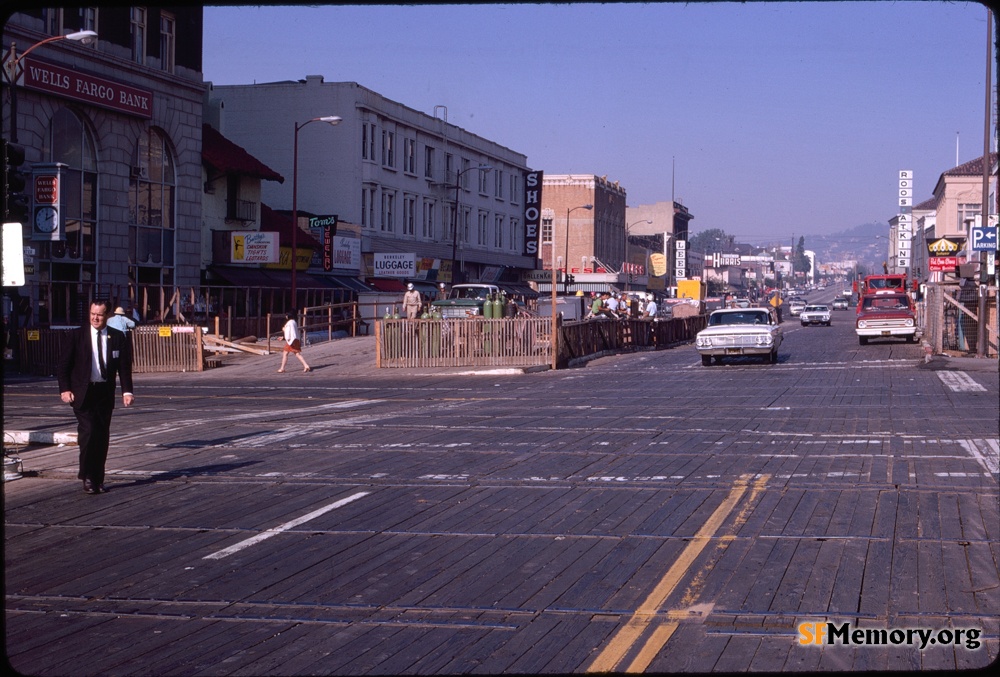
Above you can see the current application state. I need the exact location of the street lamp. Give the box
[4,30,98,143]
[450,164,492,284]
[562,204,593,294]
[551,203,592,370]
[623,219,652,291]
[291,115,341,300]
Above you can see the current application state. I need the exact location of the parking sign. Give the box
[971,225,998,251]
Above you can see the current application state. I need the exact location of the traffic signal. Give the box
[566,274,575,285]
[3,139,29,223]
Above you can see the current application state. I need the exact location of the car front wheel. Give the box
[701,354,712,366]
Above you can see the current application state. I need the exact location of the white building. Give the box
[207,76,536,289]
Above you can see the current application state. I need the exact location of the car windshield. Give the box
[861,295,911,311]
[804,306,828,312]
[454,287,491,300]
[709,311,770,326]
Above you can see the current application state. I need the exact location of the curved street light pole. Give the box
[551,204,592,370]
[563,204,593,294]
[291,116,341,300]
[623,219,651,291]
[450,164,492,284]
[5,31,98,143]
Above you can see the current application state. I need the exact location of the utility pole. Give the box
[976,7,992,358]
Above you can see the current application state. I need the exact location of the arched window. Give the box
[42,108,98,266]
[39,108,99,324]
[129,128,176,286]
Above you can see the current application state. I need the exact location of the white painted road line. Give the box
[937,371,987,392]
[203,491,370,560]
[958,439,1000,475]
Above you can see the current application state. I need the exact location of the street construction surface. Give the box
[4,320,999,674]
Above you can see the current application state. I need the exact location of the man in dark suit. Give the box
[57,299,135,494]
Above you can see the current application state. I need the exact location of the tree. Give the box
[793,236,810,274]
[689,228,731,254]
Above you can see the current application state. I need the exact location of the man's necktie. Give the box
[97,330,107,380]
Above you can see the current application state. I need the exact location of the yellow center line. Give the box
[587,474,769,673]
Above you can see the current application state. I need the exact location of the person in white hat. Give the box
[106,306,136,334]
[402,283,422,319]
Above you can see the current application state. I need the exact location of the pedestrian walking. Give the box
[278,310,311,373]
[402,283,422,319]
[56,299,134,494]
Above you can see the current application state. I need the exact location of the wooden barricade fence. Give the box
[374,315,707,369]
[376,317,552,368]
[15,325,205,376]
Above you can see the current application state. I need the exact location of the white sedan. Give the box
[799,304,832,326]
[695,307,783,366]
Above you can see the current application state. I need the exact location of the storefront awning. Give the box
[498,283,539,299]
[366,279,438,294]
[209,267,352,289]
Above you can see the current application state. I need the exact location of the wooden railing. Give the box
[264,302,362,352]
[374,315,707,369]
[559,316,708,365]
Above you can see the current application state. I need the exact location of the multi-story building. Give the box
[902,153,996,285]
[206,76,536,290]
[625,200,694,290]
[537,174,626,294]
[3,7,205,324]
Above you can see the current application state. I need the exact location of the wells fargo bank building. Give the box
[2,6,204,325]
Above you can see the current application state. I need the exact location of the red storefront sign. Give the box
[927,256,959,271]
[34,175,58,204]
[21,57,152,118]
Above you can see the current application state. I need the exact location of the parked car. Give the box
[788,300,806,317]
[430,284,502,318]
[695,307,783,366]
[832,297,850,310]
[799,304,832,326]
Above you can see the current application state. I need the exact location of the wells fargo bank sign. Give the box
[22,57,152,118]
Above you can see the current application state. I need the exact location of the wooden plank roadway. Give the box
[4,322,999,674]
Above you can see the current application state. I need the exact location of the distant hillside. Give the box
[805,222,889,270]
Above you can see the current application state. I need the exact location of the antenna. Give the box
[956,131,959,166]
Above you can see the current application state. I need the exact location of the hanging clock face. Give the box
[34,206,59,233]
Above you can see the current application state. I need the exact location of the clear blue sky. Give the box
[203,1,993,243]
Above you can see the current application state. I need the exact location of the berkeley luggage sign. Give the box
[374,252,416,278]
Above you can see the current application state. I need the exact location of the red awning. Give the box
[368,279,406,292]
[202,124,284,182]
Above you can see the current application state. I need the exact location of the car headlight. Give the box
[755,334,773,346]
[857,320,867,328]
[905,319,914,327]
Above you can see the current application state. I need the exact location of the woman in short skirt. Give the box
[278,310,311,373]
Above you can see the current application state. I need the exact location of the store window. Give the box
[128,128,176,287]
[159,12,175,74]
[39,108,99,324]
[130,7,146,65]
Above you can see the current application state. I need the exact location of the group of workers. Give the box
[586,291,658,320]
